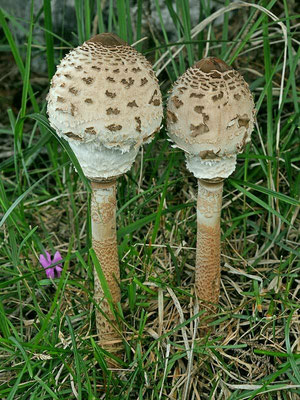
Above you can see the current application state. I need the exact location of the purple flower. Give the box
[39,251,63,279]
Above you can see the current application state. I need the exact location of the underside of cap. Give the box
[69,140,139,180]
[186,153,237,179]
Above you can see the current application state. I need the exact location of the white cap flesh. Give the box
[167,57,255,179]
[47,33,163,180]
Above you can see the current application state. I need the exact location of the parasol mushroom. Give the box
[47,33,163,351]
[166,57,255,310]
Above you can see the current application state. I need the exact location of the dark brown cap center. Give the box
[194,57,232,73]
[86,33,128,47]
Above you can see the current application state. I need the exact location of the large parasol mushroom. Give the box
[167,57,255,310]
[47,33,163,351]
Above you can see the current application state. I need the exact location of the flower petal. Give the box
[39,251,52,269]
[55,266,62,278]
[53,251,63,278]
[45,267,55,279]
[52,251,62,266]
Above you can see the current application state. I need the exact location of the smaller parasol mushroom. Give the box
[47,33,163,351]
[166,57,255,310]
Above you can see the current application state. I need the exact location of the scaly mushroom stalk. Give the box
[196,179,223,307]
[47,33,163,350]
[167,57,255,309]
[91,180,120,348]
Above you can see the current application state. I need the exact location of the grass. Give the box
[0,0,299,398]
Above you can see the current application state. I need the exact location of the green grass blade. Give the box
[135,0,143,52]
[178,0,193,66]
[84,0,91,40]
[117,0,127,41]
[43,0,55,79]
[25,113,91,190]
[221,0,230,57]
[125,0,133,44]
[66,316,82,400]
[96,0,105,34]
[231,178,299,207]
[117,202,194,238]
[262,7,274,157]
[154,0,178,79]
[74,0,85,44]
[0,162,68,228]
[34,376,59,399]
[9,336,33,378]
[283,0,299,114]
[228,179,290,226]
[0,301,11,339]
[20,1,33,120]
[285,312,300,383]
[6,365,26,400]
[0,8,40,113]
[89,248,113,306]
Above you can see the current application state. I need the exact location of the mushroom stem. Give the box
[196,179,224,309]
[91,180,121,350]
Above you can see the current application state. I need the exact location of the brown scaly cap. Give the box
[166,56,255,160]
[46,32,163,180]
[47,32,162,149]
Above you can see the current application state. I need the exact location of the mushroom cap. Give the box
[47,33,163,179]
[166,57,255,178]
